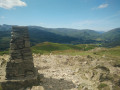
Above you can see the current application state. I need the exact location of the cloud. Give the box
[0,0,27,9]
[98,4,109,9]
[92,3,109,10]
[72,11,120,31]
[0,16,5,19]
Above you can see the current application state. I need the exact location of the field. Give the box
[1,42,120,57]
[32,42,120,58]
[1,42,120,66]
[32,42,98,54]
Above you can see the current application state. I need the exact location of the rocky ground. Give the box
[0,54,120,90]
[0,55,9,81]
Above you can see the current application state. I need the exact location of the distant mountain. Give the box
[0,24,120,50]
[28,27,82,45]
[0,25,101,40]
[0,26,81,50]
[41,28,101,40]
[102,28,120,40]
[97,31,105,34]
[101,28,120,47]
[0,24,12,31]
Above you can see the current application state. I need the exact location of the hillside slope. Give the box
[1,46,120,90]
[0,25,100,51]
[0,24,120,50]
[40,28,101,39]
[32,42,97,54]
[102,28,120,47]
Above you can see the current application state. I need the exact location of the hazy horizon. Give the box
[1,23,120,32]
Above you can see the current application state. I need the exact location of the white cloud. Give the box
[0,0,27,9]
[72,12,120,31]
[92,3,109,10]
[98,4,109,9]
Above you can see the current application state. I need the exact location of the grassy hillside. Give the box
[0,25,102,51]
[0,31,11,50]
[102,28,120,40]
[102,28,120,47]
[32,42,120,61]
[0,24,120,50]
[93,46,120,57]
[29,27,81,46]
[1,42,120,65]
[32,42,98,54]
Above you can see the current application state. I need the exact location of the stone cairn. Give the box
[0,26,39,90]
[6,26,37,80]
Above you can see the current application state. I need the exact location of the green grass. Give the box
[107,46,120,56]
[1,42,120,59]
[92,46,120,64]
[0,84,2,90]
[0,51,9,55]
[32,42,97,55]
[98,83,108,89]
[51,50,94,56]
[94,46,120,56]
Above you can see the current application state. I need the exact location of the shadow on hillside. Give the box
[32,74,76,90]
[1,74,76,90]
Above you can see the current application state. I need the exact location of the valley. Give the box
[0,24,120,51]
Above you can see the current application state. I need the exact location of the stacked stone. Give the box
[6,26,36,80]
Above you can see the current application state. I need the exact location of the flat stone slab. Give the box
[0,77,39,90]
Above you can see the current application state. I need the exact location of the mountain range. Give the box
[0,24,120,50]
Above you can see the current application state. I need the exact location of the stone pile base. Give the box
[0,76,40,90]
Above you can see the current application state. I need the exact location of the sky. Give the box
[0,0,120,31]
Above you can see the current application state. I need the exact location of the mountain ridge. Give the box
[0,24,120,50]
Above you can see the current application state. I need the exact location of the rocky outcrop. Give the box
[1,53,120,90]
[32,54,120,90]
